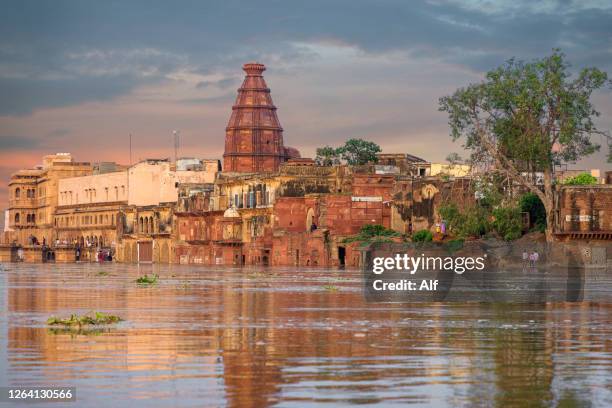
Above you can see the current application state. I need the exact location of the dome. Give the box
[223,206,240,218]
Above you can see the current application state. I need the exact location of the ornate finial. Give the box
[243,62,266,76]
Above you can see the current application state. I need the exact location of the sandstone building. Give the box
[6,153,92,246]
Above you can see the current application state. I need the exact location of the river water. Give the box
[0,263,610,407]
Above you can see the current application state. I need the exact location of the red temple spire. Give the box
[223,62,299,173]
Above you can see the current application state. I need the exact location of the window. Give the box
[15,188,20,199]
[105,187,109,200]
[115,186,118,200]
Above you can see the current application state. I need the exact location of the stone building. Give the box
[170,161,471,268]
[223,62,300,173]
[115,158,219,263]
[5,153,92,246]
[54,169,128,251]
[557,184,612,240]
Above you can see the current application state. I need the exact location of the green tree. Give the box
[315,146,341,166]
[563,172,598,185]
[445,152,463,165]
[492,206,523,241]
[439,50,611,241]
[338,138,381,165]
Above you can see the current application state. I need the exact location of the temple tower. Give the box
[223,62,299,173]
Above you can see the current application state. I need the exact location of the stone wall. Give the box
[558,185,612,235]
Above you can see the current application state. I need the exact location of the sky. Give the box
[0,0,611,206]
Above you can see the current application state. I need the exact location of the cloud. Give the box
[0,0,610,205]
[195,78,239,89]
[1,0,610,115]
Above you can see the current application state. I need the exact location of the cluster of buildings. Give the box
[1,62,611,265]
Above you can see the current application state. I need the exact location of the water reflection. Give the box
[1,264,611,407]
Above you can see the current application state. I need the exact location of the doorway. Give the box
[138,241,153,263]
[338,246,346,267]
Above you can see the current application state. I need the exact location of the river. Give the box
[0,263,610,407]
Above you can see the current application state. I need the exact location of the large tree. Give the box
[439,50,611,241]
[338,138,381,165]
[315,139,381,166]
[315,146,341,166]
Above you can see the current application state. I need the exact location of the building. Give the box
[54,169,128,253]
[6,153,92,246]
[115,158,219,263]
[556,184,612,240]
[223,62,300,173]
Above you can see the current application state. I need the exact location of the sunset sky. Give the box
[1,0,611,206]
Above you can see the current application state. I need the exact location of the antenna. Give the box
[129,133,132,165]
[173,130,180,163]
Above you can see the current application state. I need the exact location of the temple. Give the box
[223,62,300,173]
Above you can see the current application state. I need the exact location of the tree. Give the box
[315,138,381,166]
[445,152,463,165]
[439,50,611,241]
[338,138,381,165]
[315,146,341,166]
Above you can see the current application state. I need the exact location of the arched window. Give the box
[139,217,144,233]
[31,214,35,224]
[149,217,154,234]
[15,188,20,199]
[114,186,118,200]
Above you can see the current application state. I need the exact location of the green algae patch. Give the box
[47,312,122,327]
[135,274,158,285]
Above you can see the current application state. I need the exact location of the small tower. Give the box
[223,62,299,173]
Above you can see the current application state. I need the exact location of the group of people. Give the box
[522,250,540,268]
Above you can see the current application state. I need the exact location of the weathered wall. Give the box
[559,185,612,233]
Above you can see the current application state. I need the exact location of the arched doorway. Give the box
[306,208,316,231]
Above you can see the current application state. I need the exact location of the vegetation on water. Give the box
[412,229,433,242]
[47,311,122,327]
[135,274,158,285]
[96,271,110,276]
[562,172,598,185]
[323,284,339,292]
[343,224,401,246]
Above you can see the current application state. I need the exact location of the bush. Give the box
[519,192,546,232]
[412,229,433,242]
[438,203,490,239]
[563,172,598,185]
[343,224,400,244]
[492,206,523,241]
